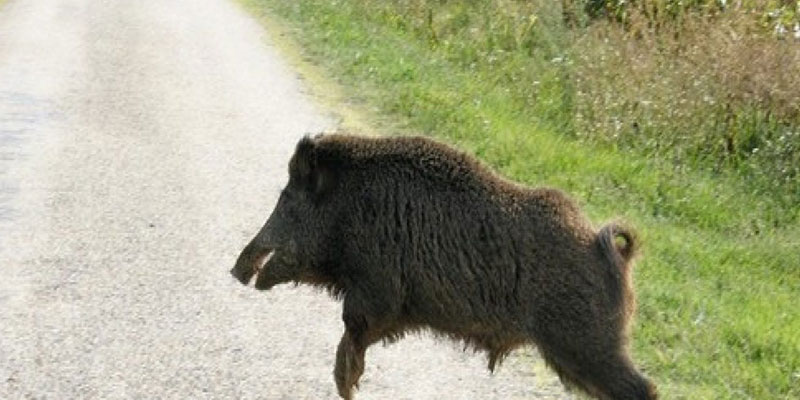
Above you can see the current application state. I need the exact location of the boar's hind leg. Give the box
[580,356,656,400]
[540,348,656,400]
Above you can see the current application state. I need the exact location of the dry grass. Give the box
[571,6,800,205]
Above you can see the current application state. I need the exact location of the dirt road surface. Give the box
[0,1,570,398]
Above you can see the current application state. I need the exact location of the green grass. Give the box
[240,0,800,398]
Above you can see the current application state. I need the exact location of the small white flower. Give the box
[775,23,787,37]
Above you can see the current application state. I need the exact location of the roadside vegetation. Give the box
[241,0,799,398]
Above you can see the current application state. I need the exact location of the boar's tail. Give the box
[598,222,638,266]
[597,222,639,322]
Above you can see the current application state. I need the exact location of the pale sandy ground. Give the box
[0,0,572,398]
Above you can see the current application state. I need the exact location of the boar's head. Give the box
[231,136,339,290]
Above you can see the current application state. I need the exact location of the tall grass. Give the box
[241,0,800,398]
[571,4,800,214]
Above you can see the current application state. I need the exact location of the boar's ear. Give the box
[292,136,316,181]
[291,136,335,199]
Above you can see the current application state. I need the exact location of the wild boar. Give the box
[231,133,657,400]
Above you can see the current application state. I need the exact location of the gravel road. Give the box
[0,1,571,398]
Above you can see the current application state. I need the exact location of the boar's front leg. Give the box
[334,329,365,400]
[334,293,394,399]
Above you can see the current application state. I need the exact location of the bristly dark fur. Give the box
[232,133,657,400]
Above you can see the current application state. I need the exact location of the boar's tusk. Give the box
[230,242,272,285]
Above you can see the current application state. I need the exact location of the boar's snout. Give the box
[230,241,272,285]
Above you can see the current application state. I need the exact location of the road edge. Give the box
[234,0,402,136]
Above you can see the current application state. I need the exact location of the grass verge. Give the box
[239,1,799,398]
